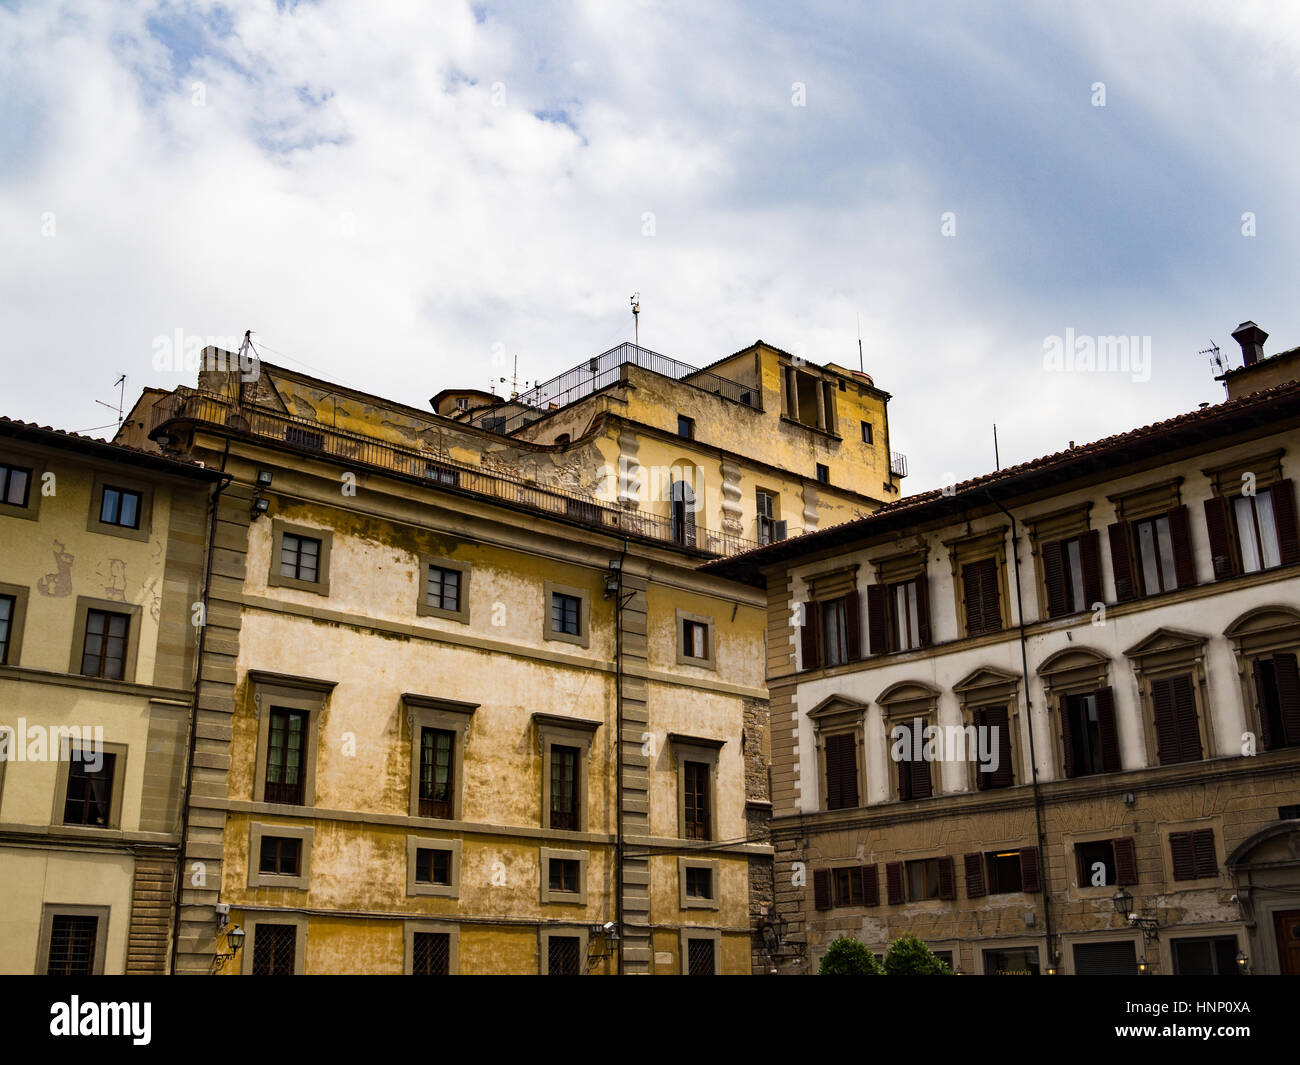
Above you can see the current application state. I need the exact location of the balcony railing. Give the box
[891,451,908,478]
[149,390,760,557]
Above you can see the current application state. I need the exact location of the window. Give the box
[405,837,461,898]
[259,835,302,876]
[680,860,718,907]
[251,923,298,975]
[0,462,32,507]
[682,620,708,659]
[831,867,861,906]
[676,610,716,669]
[98,485,141,529]
[1109,504,1195,601]
[682,933,720,975]
[900,857,953,902]
[546,935,582,975]
[268,521,332,595]
[424,463,459,486]
[1072,941,1139,975]
[972,704,1014,790]
[1251,653,1300,751]
[550,745,579,830]
[62,753,118,826]
[895,717,933,801]
[540,848,588,904]
[1134,514,1176,594]
[418,728,455,817]
[815,463,830,484]
[823,732,859,810]
[265,708,307,804]
[1172,936,1241,976]
[1073,837,1138,888]
[813,865,880,909]
[0,588,24,666]
[963,847,1041,897]
[785,367,833,429]
[411,932,451,975]
[1062,689,1122,777]
[677,415,694,439]
[682,760,711,839]
[801,592,859,670]
[543,582,589,647]
[1233,493,1281,572]
[1042,532,1102,617]
[1151,673,1203,765]
[80,608,129,680]
[0,594,12,663]
[983,947,1040,976]
[1204,475,1299,579]
[961,557,1002,635]
[868,577,931,653]
[861,421,873,444]
[455,397,470,410]
[670,478,697,548]
[549,858,579,894]
[1170,828,1217,881]
[985,851,1024,894]
[426,565,460,612]
[890,579,923,650]
[40,908,109,975]
[756,489,785,545]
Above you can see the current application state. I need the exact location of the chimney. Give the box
[1231,321,1268,367]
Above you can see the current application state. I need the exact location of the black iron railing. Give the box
[891,451,908,478]
[150,390,759,557]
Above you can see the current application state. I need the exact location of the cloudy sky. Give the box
[2,0,1297,492]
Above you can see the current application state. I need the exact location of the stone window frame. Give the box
[249,671,336,807]
[866,543,930,653]
[1202,449,1284,499]
[808,696,867,811]
[1107,476,1185,523]
[876,680,942,801]
[403,920,460,975]
[1158,817,1225,889]
[675,608,717,670]
[0,580,30,667]
[1037,646,1118,779]
[538,925,590,975]
[1062,827,1135,898]
[678,927,723,975]
[406,835,462,899]
[241,912,309,975]
[543,580,590,649]
[69,597,143,684]
[1123,628,1216,767]
[798,563,860,671]
[943,527,1012,639]
[1022,502,1095,621]
[539,846,589,906]
[37,904,111,975]
[415,554,471,623]
[678,856,720,910]
[534,713,601,833]
[0,445,45,522]
[403,693,477,821]
[248,821,315,890]
[951,666,1024,793]
[669,733,724,842]
[51,740,129,831]
[1061,930,1144,975]
[268,518,333,596]
[85,468,154,544]
[1224,605,1300,753]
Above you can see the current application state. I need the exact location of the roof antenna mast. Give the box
[857,312,864,373]
[993,423,1001,472]
[94,374,127,431]
[630,292,640,349]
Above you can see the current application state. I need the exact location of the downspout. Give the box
[169,438,232,973]
[985,490,1056,971]
[613,537,628,976]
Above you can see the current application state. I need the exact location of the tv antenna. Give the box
[856,312,864,372]
[630,292,640,348]
[1199,341,1225,375]
[94,374,127,430]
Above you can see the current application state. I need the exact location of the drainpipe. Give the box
[613,538,629,975]
[169,438,231,973]
[984,490,1056,971]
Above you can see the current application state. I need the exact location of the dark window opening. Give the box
[1076,841,1116,887]
[258,835,302,876]
[815,463,830,484]
[265,708,307,805]
[426,565,461,612]
[682,618,709,660]
[251,923,297,975]
[419,727,454,818]
[279,533,321,583]
[416,848,452,886]
[1254,654,1300,750]
[683,761,710,839]
[0,593,13,665]
[285,426,324,450]
[551,592,581,636]
[861,421,873,444]
[677,415,694,440]
[80,609,129,680]
[685,866,713,899]
[62,754,117,827]
[548,858,580,894]
[0,463,32,507]
[985,850,1024,894]
[550,745,579,830]
[547,935,581,975]
[411,932,450,975]
[1172,936,1241,976]
[686,937,715,975]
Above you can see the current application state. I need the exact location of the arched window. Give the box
[671,479,696,548]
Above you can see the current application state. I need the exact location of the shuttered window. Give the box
[1061,688,1122,777]
[1042,530,1102,617]
[896,719,932,801]
[1073,940,1138,975]
[814,866,880,909]
[1075,837,1138,887]
[1112,507,1195,600]
[1170,829,1217,881]
[823,732,859,810]
[1253,653,1300,750]
[973,704,1014,789]
[801,592,860,669]
[961,557,1002,635]
[1207,480,1300,578]
[903,856,954,901]
[1151,673,1202,765]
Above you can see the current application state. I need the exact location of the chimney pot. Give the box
[1231,321,1268,367]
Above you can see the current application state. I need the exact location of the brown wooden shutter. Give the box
[1171,673,1202,763]
[800,601,820,670]
[813,868,831,909]
[1080,529,1103,608]
[1203,496,1236,580]
[915,577,931,646]
[1271,479,1300,565]
[1151,676,1179,765]
[1167,506,1196,589]
[844,590,862,661]
[1074,844,1088,888]
[1273,653,1300,747]
[964,853,986,898]
[1019,846,1041,892]
[1094,687,1122,772]
[909,746,932,799]
[937,856,956,900]
[1169,831,1196,880]
[982,559,1002,631]
[1192,828,1217,879]
[824,733,857,810]
[897,746,911,801]
[1112,836,1139,886]
[1108,521,1137,602]
[1042,539,1068,618]
[1059,697,1076,778]
[866,584,888,654]
[987,705,1014,788]
[1252,659,1275,750]
[885,861,905,905]
[962,562,983,633]
[861,865,880,907]
[963,557,1000,634]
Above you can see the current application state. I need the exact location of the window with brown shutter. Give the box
[1019,846,1041,893]
[832,867,864,907]
[1273,479,1300,564]
[1108,520,1137,602]
[861,865,880,907]
[1062,687,1121,778]
[937,856,956,900]
[813,868,831,910]
[984,850,1025,894]
[962,557,1002,635]
[800,601,821,669]
[885,861,905,905]
[1113,836,1139,886]
[964,853,986,898]
[974,704,1014,790]
[1204,496,1236,579]
[1168,505,1196,588]
[1043,531,1103,617]
[1170,828,1217,881]
[1254,653,1300,750]
[896,720,932,801]
[823,732,859,810]
[1151,673,1202,765]
[866,584,888,654]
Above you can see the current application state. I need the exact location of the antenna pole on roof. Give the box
[857,313,864,373]
[993,423,1001,471]
[630,292,641,350]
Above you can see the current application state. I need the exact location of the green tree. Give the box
[882,933,953,975]
[817,936,883,975]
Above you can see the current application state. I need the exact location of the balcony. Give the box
[149,390,760,557]
[891,451,908,478]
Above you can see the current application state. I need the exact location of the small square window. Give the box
[280,533,321,583]
[259,835,302,876]
[62,753,118,827]
[411,931,451,975]
[46,914,101,975]
[677,415,695,440]
[416,847,452,886]
[685,865,712,899]
[681,619,709,660]
[99,485,141,529]
[861,421,873,444]
[679,857,720,909]
[816,463,830,484]
[552,592,581,636]
[985,850,1025,894]
[549,858,580,894]
[426,565,460,612]
[1,463,32,507]
[80,609,130,680]
[406,837,461,898]
[905,857,942,901]
[547,935,582,975]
